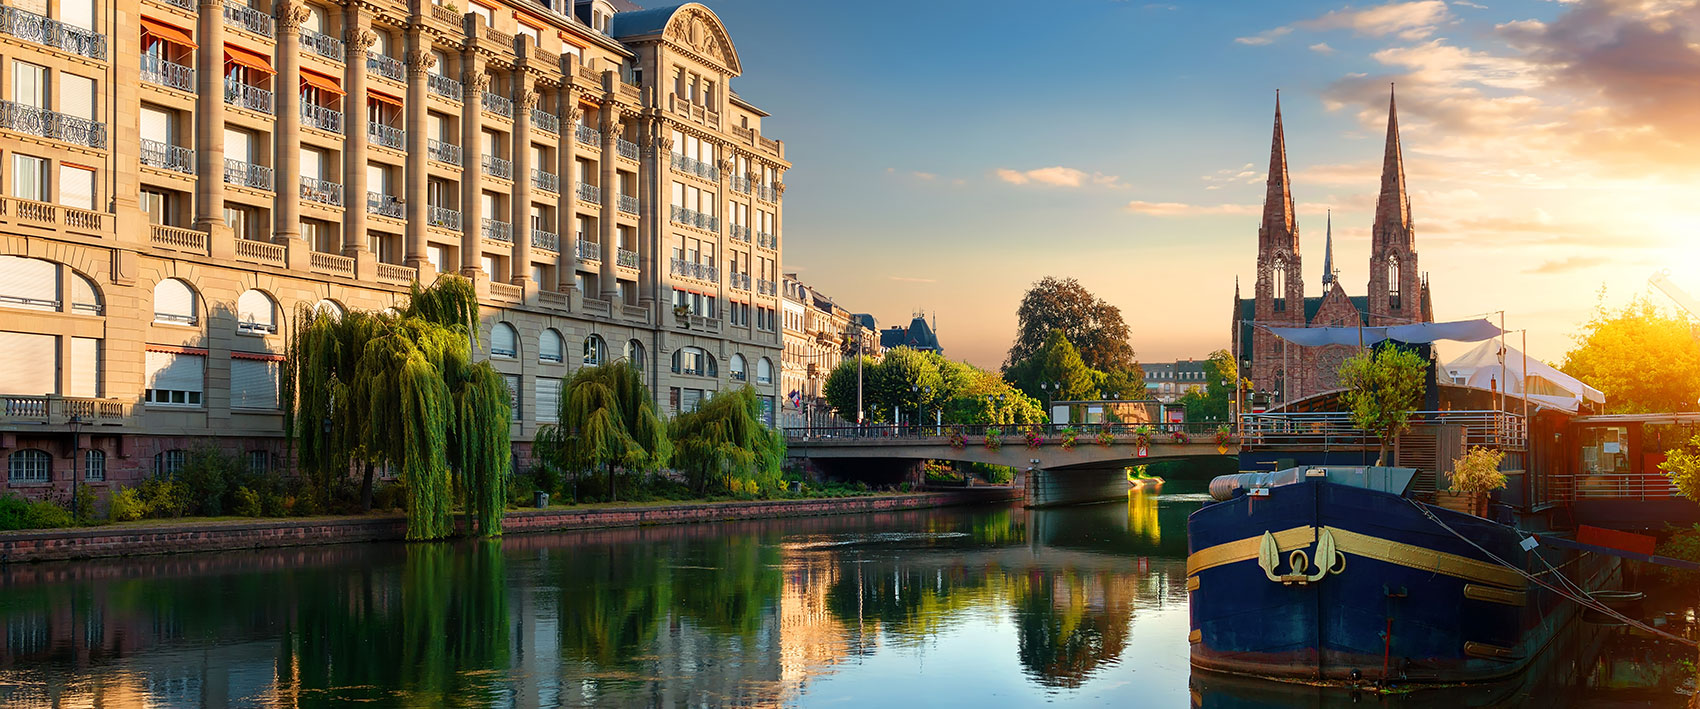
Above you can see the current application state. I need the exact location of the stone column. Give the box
[191,0,227,235]
[598,107,620,301]
[460,61,488,277]
[640,122,672,305]
[510,80,536,288]
[402,36,434,276]
[556,93,580,293]
[343,20,375,270]
[273,0,309,246]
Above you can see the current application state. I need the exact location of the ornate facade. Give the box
[0,0,788,495]
[1234,90,1433,405]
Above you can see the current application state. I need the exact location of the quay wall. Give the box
[0,493,983,564]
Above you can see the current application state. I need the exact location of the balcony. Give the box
[575,239,600,262]
[618,194,638,215]
[670,258,716,282]
[140,139,195,174]
[141,55,194,92]
[757,232,778,250]
[532,107,559,134]
[1,395,131,426]
[574,123,599,146]
[427,138,462,166]
[222,1,273,38]
[301,28,343,60]
[757,279,777,296]
[669,205,717,232]
[576,183,600,204]
[427,205,460,230]
[670,152,718,181]
[481,155,512,180]
[729,224,750,243]
[368,122,404,149]
[224,79,273,114]
[730,176,751,194]
[481,218,512,243]
[532,169,558,193]
[427,73,462,101]
[367,53,404,82]
[0,101,106,148]
[730,272,751,291]
[754,184,778,202]
[367,192,402,218]
[618,248,638,268]
[616,137,638,160]
[300,176,342,206]
[481,91,512,118]
[224,158,273,190]
[300,102,342,133]
[531,229,558,252]
[0,6,106,60]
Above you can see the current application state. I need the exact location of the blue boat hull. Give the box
[1187,479,1617,684]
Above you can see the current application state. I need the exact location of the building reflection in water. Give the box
[0,494,1204,707]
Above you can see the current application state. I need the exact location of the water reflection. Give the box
[0,482,1676,707]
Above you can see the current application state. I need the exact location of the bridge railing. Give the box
[1238,410,1525,452]
[784,421,1232,443]
[1551,473,1682,501]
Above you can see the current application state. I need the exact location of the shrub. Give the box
[0,494,31,530]
[1655,525,1700,583]
[983,466,1014,485]
[136,478,188,518]
[177,446,248,516]
[25,500,73,529]
[109,488,146,522]
[232,487,263,517]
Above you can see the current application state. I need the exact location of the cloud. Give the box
[1525,256,1599,274]
[994,166,1125,188]
[1236,27,1292,45]
[1310,42,1338,54]
[1240,1,1450,46]
[888,167,941,181]
[887,276,938,283]
[1123,201,1260,216]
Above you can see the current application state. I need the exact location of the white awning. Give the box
[1264,318,1502,347]
[1443,340,1606,413]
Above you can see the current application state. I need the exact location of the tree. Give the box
[1659,435,1700,504]
[1094,367,1147,401]
[1561,294,1700,414]
[670,387,786,496]
[1006,277,1136,373]
[938,365,1046,426]
[1006,330,1099,407]
[868,347,945,424]
[533,362,670,503]
[1336,346,1427,466]
[1174,350,1240,422]
[823,355,876,424]
[1448,446,1507,516]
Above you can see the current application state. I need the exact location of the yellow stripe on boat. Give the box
[1186,526,1316,576]
[1186,525,1524,589]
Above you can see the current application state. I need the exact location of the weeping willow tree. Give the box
[285,276,511,539]
[669,387,785,496]
[534,362,669,502]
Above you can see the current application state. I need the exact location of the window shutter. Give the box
[154,280,196,321]
[68,337,99,398]
[58,165,95,210]
[59,0,94,30]
[681,388,702,413]
[237,290,274,330]
[300,148,323,180]
[70,273,100,314]
[231,359,277,409]
[491,323,516,357]
[0,255,59,308]
[146,351,204,393]
[0,332,57,395]
[540,331,562,362]
[59,74,94,121]
[535,377,559,423]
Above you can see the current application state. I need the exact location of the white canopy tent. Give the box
[1443,340,1606,413]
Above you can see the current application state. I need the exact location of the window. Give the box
[12,61,45,108]
[756,358,773,385]
[12,154,47,201]
[58,164,95,210]
[0,255,59,311]
[314,299,344,318]
[224,205,261,239]
[141,188,175,226]
[224,127,254,163]
[84,449,105,481]
[503,374,519,419]
[60,73,95,122]
[729,353,746,381]
[671,347,717,377]
[247,450,270,474]
[153,278,197,324]
[517,22,540,45]
[490,322,517,358]
[145,350,204,406]
[1387,255,1401,309]
[154,449,186,477]
[535,377,560,423]
[68,337,99,398]
[470,2,492,26]
[60,0,93,30]
[583,334,606,365]
[430,245,452,273]
[625,339,646,372]
[0,332,56,395]
[1271,259,1287,313]
[236,289,277,333]
[231,358,279,409]
[8,450,50,484]
[539,328,564,363]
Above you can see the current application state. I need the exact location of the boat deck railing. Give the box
[1239,410,1526,452]
[1551,473,1681,501]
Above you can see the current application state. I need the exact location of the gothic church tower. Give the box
[1367,87,1426,325]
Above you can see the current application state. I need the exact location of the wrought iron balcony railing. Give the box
[301,28,343,60]
[427,205,461,230]
[574,123,598,146]
[300,176,342,206]
[367,54,404,81]
[140,139,194,173]
[367,192,403,218]
[616,137,638,160]
[368,123,404,149]
[222,2,273,37]
[0,5,106,59]
[531,229,558,252]
[427,73,462,101]
[427,138,462,166]
[141,55,194,92]
[532,169,558,193]
[575,238,600,261]
[481,91,512,118]
[300,102,342,133]
[618,194,639,214]
[224,79,273,114]
[481,218,512,243]
[531,107,558,134]
[481,155,512,179]
[576,182,600,204]
[224,158,273,190]
[0,100,106,148]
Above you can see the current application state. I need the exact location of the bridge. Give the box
[785,423,1237,507]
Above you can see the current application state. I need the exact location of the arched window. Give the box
[154,449,186,477]
[625,339,647,372]
[490,322,518,358]
[756,358,773,385]
[70,272,102,315]
[7,449,50,483]
[430,49,449,76]
[539,328,564,363]
[583,334,606,366]
[303,4,326,34]
[729,353,747,381]
[84,449,105,481]
[0,255,59,312]
[313,299,344,319]
[1271,259,1287,313]
[671,346,713,376]
[1387,255,1402,309]
[153,278,198,324]
[236,289,278,334]
[703,352,718,378]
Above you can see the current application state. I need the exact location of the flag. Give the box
[788,390,802,408]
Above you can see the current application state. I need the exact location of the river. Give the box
[0,481,1691,707]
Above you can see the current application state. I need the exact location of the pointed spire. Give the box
[1261,91,1298,249]
[1321,209,1336,287]
[1373,84,1412,245]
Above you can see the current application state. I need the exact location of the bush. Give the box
[372,482,405,512]
[1655,525,1700,583]
[0,494,31,530]
[25,500,73,529]
[232,487,263,517]
[136,478,188,518]
[109,488,146,522]
[178,446,248,516]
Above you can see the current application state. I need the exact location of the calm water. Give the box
[0,483,1690,707]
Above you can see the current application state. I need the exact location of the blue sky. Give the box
[700,0,1700,368]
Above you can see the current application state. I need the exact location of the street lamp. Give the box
[985,393,1004,425]
[68,413,83,521]
[911,385,930,434]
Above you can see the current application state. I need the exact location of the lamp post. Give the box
[68,413,83,521]
[911,385,930,435]
[985,393,1004,426]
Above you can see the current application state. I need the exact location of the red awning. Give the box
[141,17,196,49]
[224,44,274,74]
[300,68,344,97]
[368,89,403,108]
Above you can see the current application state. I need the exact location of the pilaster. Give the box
[402,35,433,272]
[556,89,579,292]
[597,105,620,301]
[273,0,310,244]
[511,79,536,288]
[343,17,375,273]
[460,59,488,276]
[192,0,229,237]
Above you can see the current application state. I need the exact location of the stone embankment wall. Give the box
[0,493,981,564]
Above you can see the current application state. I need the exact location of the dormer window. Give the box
[589,0,614,34]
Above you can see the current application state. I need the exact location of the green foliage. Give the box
[1337,346,1428,465]
[1006,329,1099,405]
[534,362,670,503]
[1093,366,1148,401]
[824,349,1043,426]
[822,354,876,423]
[1561,293,1700,414]
[0,494,76,530]
[177,446,250,516]
[1658,434,1700,505]
[1006,276,1137,372]
[109,488,145,522]
[1654,524,1700,583]
[670,387,785,496]
[868,347,946,422]
[1448,446,1508,494]
[1174,350,1240,423]
[233,487,263,517]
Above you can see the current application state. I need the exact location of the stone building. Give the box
[780,273,876,428]
[1142,359,1210,403]
[878,313,941,355]
[0,0,789,496]
[1233,90,1432,406]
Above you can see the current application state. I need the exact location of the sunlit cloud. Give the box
[1310,42,1338,53]
[1240,1,1451,46]
[994,166,1125,188]
[1526,257,1601,275]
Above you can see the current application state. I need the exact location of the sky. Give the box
[698,0,1700,370]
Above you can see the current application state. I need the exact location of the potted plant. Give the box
[948,431,968,450]
[1096,428,1115,447]
[1133,425,1153,449]
[984,427,1003,451]
[1024,427,1044,450]
[1059,427,1078,451]
[1447,446,1507,517]
[1170,430,1190,445]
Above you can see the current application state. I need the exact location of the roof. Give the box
[852,313,877,331]
[880,316,943,353]
[729,92,769,117]
[609,4,683,37]
[1234,295,1370,362]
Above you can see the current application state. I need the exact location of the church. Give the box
[1233,90,1433,406]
